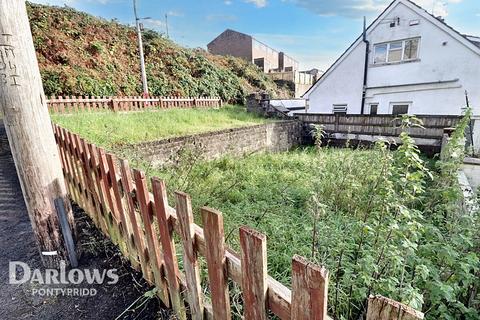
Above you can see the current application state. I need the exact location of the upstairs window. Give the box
[373,38,420,64]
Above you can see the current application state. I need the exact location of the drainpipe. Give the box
[361,16,369,115]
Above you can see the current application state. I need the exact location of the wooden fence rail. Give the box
[47,96,223,113]
[53,123,424,320]
[296,113,461,139]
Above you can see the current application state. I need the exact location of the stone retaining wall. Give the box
[126,121,303,167]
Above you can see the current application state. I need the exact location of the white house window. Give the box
[333,104,347,115]
[391,103,410,115]
[370,104,378,115]
[373,38,420,64]
[404,39,419,60]
[388,41,403,62]
[374,44,387,64]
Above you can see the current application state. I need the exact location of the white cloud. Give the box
[244,0,267,8]
[224,0,233,5]
[288,0,462,18]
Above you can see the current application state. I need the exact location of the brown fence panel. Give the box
[48,96,222,113]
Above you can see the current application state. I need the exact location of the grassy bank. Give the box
[51,105,271,149]
[28,3,293,101]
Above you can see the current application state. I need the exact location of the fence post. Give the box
[151,178,187,320]
[119,159,150,278]
[110,97,118,112]
[175,191,204,320]
[201,207,231,320]
[291,255,329,320]
[105,153,135,258]
[366,295,424,320]
[133,169,170,307]
[240,226,268,320]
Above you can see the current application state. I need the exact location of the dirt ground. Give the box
[0,121,171,320]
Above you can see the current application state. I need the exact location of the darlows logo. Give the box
[9,261,119,286]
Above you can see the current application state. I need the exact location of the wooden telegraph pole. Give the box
[0,1,76,268]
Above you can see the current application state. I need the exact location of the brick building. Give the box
[207,29,299,73]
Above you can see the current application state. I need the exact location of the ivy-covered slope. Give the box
[27,3,292,102]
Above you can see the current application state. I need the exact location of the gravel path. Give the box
[0,120,168,319]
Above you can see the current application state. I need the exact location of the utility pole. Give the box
[165,13,169,38]
[133,0,149,96]
[0,0,76,268]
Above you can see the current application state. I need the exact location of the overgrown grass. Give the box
[54,108,479,318]
[129,126,479,319]
[51,105,271,149]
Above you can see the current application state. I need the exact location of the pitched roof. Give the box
[302,0,480,98]
[464,35,480,48]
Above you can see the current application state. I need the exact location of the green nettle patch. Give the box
[124,115,478,320]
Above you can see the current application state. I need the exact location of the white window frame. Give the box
[389,102,412,115]
[373,37,420,64]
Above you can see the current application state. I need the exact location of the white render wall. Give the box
[306,42,366,114]
[306,0,480,116]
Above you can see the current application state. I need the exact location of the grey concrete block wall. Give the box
[126,121,303,167]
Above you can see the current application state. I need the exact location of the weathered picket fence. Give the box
[53,123,424,320]
[47,96,223,113]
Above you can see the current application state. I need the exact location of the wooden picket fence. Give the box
[52,123,424,320]
[47,96,223,113]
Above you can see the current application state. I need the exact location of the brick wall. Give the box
[126,121,303,167]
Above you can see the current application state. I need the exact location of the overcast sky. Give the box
[30,0,480,71]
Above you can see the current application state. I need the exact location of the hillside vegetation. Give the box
[27,3,292,102]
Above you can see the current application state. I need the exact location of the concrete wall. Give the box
[295,84,313,98]
[462,157,480,192]
[305,0,480,116]
[252,39,279,72]
[207,29,299,73]
[126,121,303,167]
[207,29,253,62]
[279,52,299,71]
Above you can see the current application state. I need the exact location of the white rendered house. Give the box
[303,0,480,116]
